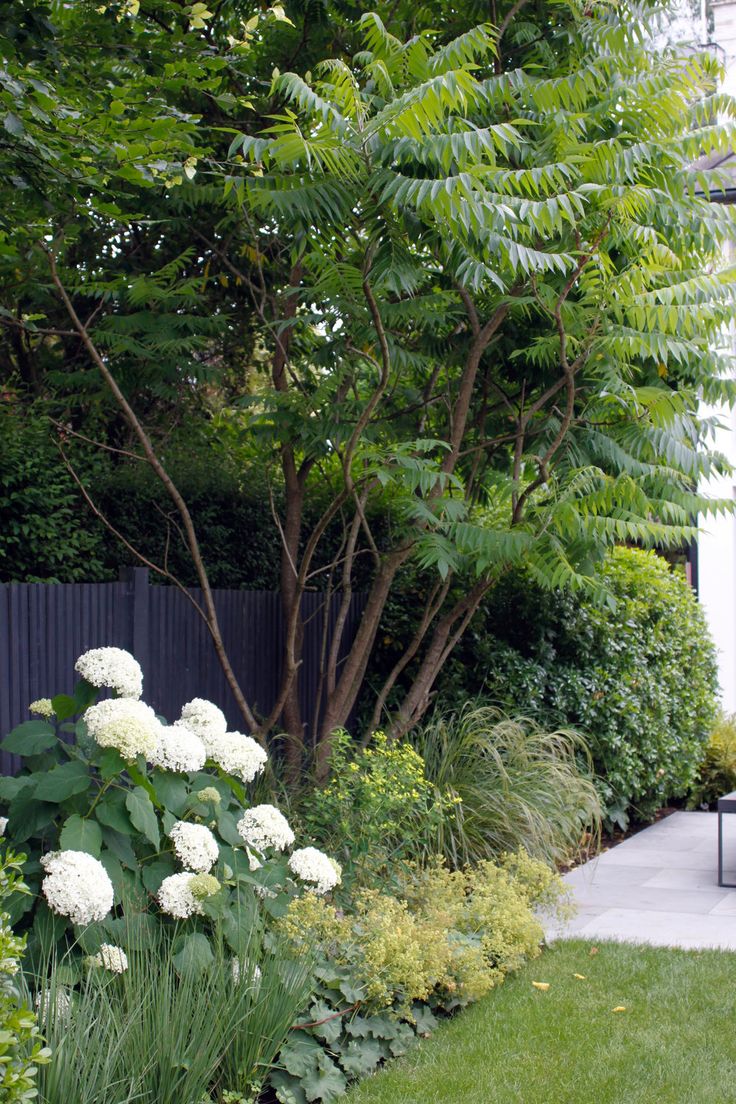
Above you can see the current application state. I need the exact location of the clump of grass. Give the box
[414,705,601,867]
[33,920,313,1104]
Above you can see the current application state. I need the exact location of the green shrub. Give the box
[412,705,601,866]
[688,712,736,809]
[298,730,455,889]
[270,850,568,1104]
[433,548,718,827]
[0,649,341,981]
[0,849,50,1103]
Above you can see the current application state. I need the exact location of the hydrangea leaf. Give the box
[34,761,90,803]
[1,721,57,755]
[125,786,160,849]
[59,814,102,857]
[172,932,214,974]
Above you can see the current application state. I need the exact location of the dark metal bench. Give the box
[718,792,736,888]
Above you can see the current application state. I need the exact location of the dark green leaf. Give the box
[2,721,57,755]
[59,814,102,855]
[172,932,214,974]
[125,786,160,848]
[34,760,89,803]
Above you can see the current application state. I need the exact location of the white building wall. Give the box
[698,2,736,710]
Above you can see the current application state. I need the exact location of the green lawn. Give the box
[346,940,736,1104]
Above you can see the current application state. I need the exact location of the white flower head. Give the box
[207,732,267,783]
[41,850,114,926]
[157,872,205,919]
[288,847,341,896]
[169,821,219,873]
[84,698,160,761]
[178,698,227,751]
[0,817,7,837]
[149,722,207,774]
[231,957,262,988]
[237,805,294,852]
[29,698,55,719]
[92,944,128,974]
[35,987,72,1020]
[75,647,143,699]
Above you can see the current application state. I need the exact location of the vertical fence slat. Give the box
[0,580,367,773]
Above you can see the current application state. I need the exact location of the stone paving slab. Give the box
[545,811,736,950]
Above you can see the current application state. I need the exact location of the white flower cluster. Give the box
[207,732,267,782]
[178,698,227,750]
[149,722,206,774]
[29,698,55,719]
[92,944,128,974]
[84,698,160,761]
[41,850,114,926]
[35,988,71,1019]
[75,647,143,699]
[169,821,219,873]
[237,805,294,853]
[157,872,219,918]
[0,817,7,836]
[288,847,342,896]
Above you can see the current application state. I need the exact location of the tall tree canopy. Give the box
[1,0,735,770]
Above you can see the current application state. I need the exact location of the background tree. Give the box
[1,0,735,774]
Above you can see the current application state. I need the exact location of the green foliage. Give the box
[0,850,50,1103]
[299,731,455,888]
[35,920,312,1104]
[412,706,601,866]
[436,548,718,827]
[688,712,736,809]
[271,850,567,1103]
[0,405,108,583]
[0,665,335,970]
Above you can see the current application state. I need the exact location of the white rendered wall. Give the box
[698,3,736,709]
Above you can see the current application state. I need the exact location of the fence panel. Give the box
[0,571,366,774]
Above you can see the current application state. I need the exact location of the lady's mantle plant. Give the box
[0,646,340,973]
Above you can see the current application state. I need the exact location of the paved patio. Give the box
[545,811,736,950]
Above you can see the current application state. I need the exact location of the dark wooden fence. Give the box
[0,569,366,774]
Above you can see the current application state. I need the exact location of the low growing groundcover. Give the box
[346,940,736,1104]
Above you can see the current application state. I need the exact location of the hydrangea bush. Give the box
[0,647,340,975]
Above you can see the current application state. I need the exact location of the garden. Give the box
[2,0,736,1100]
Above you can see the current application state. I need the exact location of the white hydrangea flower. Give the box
[149,722,206,774]
[35,987,72,1020]
[237,805,294,852]
[92,944,128,974]
[288,847,342,895]
[41,850,114,926]
[29,698,55,719]
[206,732,267,783]
[231,957,262,987]
[178,698,227,751]
[169,821,219,873]
[75,647,143,699]
[157,872,205,919]
[0,817,7,836]
[84,698,159,761]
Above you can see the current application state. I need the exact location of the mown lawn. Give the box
[346,939,736,1104]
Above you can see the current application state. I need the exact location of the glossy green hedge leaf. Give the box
[172,932,214,974]
[125,786,160,849]
[1,721,57,755]
[59,814,102,856]
[34,760,89,802]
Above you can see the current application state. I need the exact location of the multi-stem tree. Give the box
[3,0,736,776]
